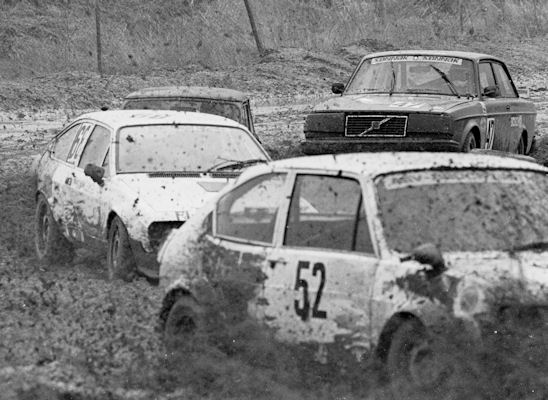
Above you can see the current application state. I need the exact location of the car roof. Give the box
[247,152,546,179]
[363,49,503,63]
[75,110,248,130]
[124,86,249,102]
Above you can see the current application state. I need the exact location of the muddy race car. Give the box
[122,86,260,142]
[157,152,548,393]
[34,110,270,280]
[302,50,536,154]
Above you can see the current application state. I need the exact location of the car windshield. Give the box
[376,169,548,253]
[123,98,245,126]
[116,124,265,173]
[345,55,477,97]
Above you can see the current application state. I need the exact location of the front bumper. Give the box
[129,238,160,283]
[301,137,461,155]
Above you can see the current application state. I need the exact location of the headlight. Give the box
[304,112,345,134]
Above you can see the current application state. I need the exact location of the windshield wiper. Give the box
[429,64,460,98]
[509,241,548,252]
[206,158,268,173]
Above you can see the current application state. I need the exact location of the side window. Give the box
[66,123,94,164]
[216,173,287,244]
[52,124,81,162]
[479,62,496,94]
[284,175,374,253]
[78,125,111,169]
[492,63,517,98]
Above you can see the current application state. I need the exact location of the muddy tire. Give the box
[35,194,74,264]
[461,132,477,152]
[516,135,526,155]
[106,216,137,281]
[387,319,448,397]
[164,295,204,347]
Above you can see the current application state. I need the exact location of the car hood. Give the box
[115,174,233,219]
[313,94,471,113]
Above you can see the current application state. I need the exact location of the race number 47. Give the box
[294,261,327,321]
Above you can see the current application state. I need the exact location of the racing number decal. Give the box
[294,261,327,321]
[484,118,495,150]
[66,123,93,164]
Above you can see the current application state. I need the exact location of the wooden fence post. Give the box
[95,0,103,76]
[458,0,464,35]
[243,0,265,56]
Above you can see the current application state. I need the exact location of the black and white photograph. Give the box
[0,1,547,399]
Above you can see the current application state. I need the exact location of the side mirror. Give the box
[401,243,446,275]
[482,85,499,98]
[332,83,345,94]
[84,163,105,186]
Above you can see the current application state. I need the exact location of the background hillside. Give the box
[0,0,547,77]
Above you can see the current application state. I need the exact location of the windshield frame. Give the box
[113,123,268,175]
[372,166,548,255]
[344,54,479,97]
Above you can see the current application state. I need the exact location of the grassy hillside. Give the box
[0,0,547,77]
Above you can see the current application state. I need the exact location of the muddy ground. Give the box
[1,39,548,399]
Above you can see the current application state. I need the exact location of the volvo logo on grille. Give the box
[359,117,393,136]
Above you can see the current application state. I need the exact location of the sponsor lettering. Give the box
[371,55,463,65]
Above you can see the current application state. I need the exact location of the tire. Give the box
[34,195,74,264]
[461,132,477,152]
[164,295,205,347]
[386,319,449,396]
[516,135,526,155]
[106,216,137,281]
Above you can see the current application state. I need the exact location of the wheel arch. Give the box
[158,287,193,330]
[105,211,119,240]
[375,312,424,362]
[521,129,529,154]
[470,125,481,148]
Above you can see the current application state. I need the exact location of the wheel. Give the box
[516,135,526,155]
[34,195,74,264]
[106,216,137,281]
[164,295,205,346]
[387,319,449,396]
[461,132,477,152]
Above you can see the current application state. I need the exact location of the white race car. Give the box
[158,151,548,394]
[34,110,270,280]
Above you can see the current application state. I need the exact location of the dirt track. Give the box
[1,43,548,399]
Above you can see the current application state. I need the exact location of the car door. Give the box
[70,123,112,242]
[49,122,93,241]
[209,172,291,323]
[478,61,512,151]
[491,62,531,152]
[260,172,379,356]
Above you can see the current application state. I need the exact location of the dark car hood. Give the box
[313,94,472,114]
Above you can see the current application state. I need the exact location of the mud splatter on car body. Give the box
[34,110,269,279]
[159,152,548,368]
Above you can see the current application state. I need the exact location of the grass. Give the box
[0,0,547,77]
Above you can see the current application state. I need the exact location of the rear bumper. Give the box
[301,138,461,155]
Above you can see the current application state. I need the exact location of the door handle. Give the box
[268,258,287,269]
[506,105,511,110]
[65,177,72,185]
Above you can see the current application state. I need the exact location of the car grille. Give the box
[345,115,407,137]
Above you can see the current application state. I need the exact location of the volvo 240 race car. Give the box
[122,86,260,142]
[302,50,536,155]
[34,110,270,280]
[157,152,548,394]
